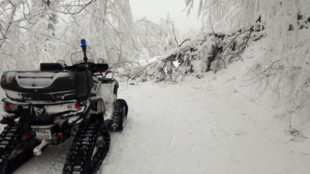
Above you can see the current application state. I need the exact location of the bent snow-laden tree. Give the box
[137,27,263,83]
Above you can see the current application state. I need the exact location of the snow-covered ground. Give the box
[103,62,310,174]
[12,52,310,173]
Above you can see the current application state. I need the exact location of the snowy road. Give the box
[14,62,310,174]
[102,79,309,174]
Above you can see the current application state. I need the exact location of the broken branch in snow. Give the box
[172,27,179,47]
[211,26,254,73]
[221,26,254,56]
[132,25,264,83]
[209,15,215,35]
[244,26,254,47]
[179,39,189,47]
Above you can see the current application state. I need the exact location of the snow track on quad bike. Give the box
[63,121,110,174]
[0,124,40,174]
[108,99,128,131]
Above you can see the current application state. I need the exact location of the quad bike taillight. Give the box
[59,133,64,139]
[1,72,16,83]
[74,103,80,109]
[4,102,18,111]
[5,103,12,110]
[65,103,81,110]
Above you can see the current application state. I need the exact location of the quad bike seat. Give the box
[100,78,115,83]
[40,63,64,71]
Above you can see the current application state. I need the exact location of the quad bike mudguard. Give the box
[91,75,119,121]
[100,80,118,120]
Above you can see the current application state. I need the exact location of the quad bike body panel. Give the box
[1,71,94,102]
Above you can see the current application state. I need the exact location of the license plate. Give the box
[35,129,52,140]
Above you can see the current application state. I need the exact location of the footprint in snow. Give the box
[234,129,247,136]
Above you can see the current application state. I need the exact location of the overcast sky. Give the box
[129,0,201,34]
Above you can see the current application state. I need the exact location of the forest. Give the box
[1,0,310,129]
[1,0,310,173]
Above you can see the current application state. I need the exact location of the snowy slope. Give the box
[11,55,310,174]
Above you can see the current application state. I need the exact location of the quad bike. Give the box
[0,39,128,174]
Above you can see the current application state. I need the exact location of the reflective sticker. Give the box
[94,83,97,90]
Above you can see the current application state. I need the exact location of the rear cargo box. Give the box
[1,71,94,101]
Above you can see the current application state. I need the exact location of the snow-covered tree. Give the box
[0,1,26,71]
[185,0,310,130]
[0,0,98,72]
[55,0,136,65]
[133,15,181,59]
